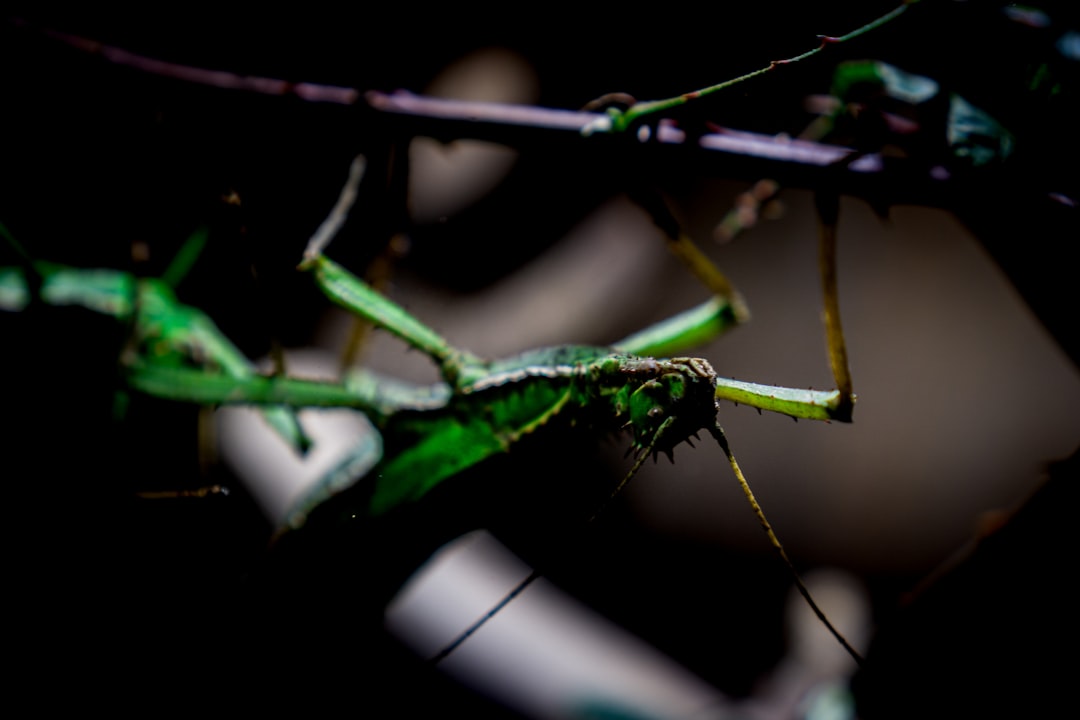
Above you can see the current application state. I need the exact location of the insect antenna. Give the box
[426,418,677,664]
[589,417,676,523]
[708,422,864,666]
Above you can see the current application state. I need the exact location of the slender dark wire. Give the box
[426,570,542,665]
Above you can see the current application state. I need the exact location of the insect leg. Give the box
[135,226,315,453]
[301,254,480,387]
[613,191,749,357]
[125,360,372,409]
[157,293,315,454]
[711,188,856,422]
[816,189,855,420]
[299,154,481,387]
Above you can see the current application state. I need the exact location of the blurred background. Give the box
[2,3,1077,717]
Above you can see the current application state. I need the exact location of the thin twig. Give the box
[9,13,960,209]
[13,19,360,105]
[602,2,916,132]
[303,155,368,262]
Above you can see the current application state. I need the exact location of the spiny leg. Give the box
[302,253,480,388]
[614,189,749,357]
[709,423,864,665]
[609,184,855,423]
[712,187,856,422]
[300,154,481,388]
[581,97,750,353]
[816,189,855,420]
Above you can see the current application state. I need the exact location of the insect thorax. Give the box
[453,347,721,457]
[589,355,720,457]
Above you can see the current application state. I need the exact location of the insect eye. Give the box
[647,406,664,419]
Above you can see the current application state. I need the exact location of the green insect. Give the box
[291,178,860,664]
[1,148,860,664]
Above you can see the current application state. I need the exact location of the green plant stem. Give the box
[606,2,915,133]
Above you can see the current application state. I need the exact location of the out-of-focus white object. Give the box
[216,349,375,525]
[387,530,733,720]
[409,47,538,224]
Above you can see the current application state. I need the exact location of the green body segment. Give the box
[278,345,635,523]
[366,346,610,516]
[301,254,481,386]
[613,297,738,358]
[329,346,723,519]
[714,378,852,422]
[126,361,368,408]
[1,243,852,531]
